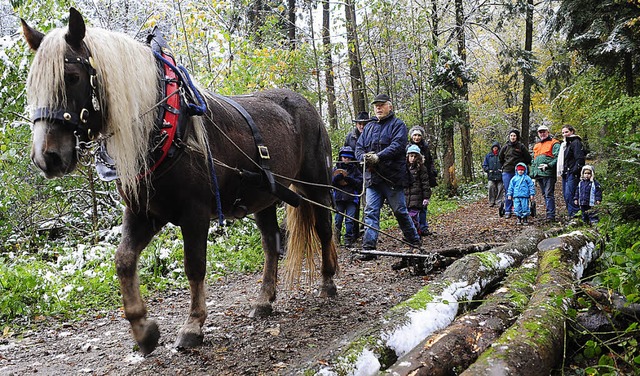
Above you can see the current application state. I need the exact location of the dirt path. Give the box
[0,197,538,375]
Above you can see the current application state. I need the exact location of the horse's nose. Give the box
[32,150,65,178]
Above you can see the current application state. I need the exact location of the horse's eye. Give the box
[65,73,80,86]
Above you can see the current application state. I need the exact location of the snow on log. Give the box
[319,227,545,376]
[385,254,539,376]
[459,229,603,376]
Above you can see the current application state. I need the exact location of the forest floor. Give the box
[0,196,557,375]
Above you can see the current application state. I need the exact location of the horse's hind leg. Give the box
[249,205,279,318]
[115,208,166,355]
[311,187,338,298]
[174,216,209,349]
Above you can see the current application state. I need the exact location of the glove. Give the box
[422,199,430,208]
[538,163,548,172]
[364,152,379,165]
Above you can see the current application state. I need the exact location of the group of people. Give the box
[482,124,602,225]
[331,94,437,265]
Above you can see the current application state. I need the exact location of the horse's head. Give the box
[22,8,103,178]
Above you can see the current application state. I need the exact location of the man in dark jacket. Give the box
[344,111,371,151]
[482,141,503,207]
[560,125,586,218]
[355,94,420,260]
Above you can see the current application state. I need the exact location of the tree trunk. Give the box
[455,0,473,182]
[307,6,323,117]
[520,0,534,147]
[322,0,338,129]
[344,0,366,114]
[441,98,457,196]
[331,227,545,374]
[461,230,603,376]
[287,0,296,50]
[386,255,538,376]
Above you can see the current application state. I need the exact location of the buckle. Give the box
[258,145,270,160]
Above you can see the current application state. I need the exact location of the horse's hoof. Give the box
[174,328,204,349]
[137,320,160,355]
[249,303,273,318]
[319,281,337,298]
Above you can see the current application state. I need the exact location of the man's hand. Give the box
[538,163,548,172]
[364,152,379,165]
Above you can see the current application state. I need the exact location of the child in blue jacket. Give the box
[332,146,363,246]
[507,162,536,225]
[573,165,603,225]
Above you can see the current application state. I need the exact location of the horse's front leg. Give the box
[249,205,279,318]
[115,208,166,355]
[174,216,209,349]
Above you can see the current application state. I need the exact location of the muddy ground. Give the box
[0,197,544,375]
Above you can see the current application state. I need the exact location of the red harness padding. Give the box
[142,52,181,177]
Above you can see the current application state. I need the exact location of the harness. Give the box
[31,44,101,147]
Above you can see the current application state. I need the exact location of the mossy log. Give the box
[460,229,603,376]
[323,227,545,376]
[385,255,538,376]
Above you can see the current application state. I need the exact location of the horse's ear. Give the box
[65,7,86,49]
[21,19,44,51]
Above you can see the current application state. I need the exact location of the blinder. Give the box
[31,54,101,147]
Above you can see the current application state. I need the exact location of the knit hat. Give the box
[407,145,421,155]
[338,146,355,159]
[410,128,423,138]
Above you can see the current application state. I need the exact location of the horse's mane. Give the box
[27,26,207,201]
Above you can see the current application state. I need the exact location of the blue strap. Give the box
[152,51,207,115]
[207,149,225,227]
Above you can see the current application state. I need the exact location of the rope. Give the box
[152,51,207,115]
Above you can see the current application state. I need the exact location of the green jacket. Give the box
[530,137,561,178]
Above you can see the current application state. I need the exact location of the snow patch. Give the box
[574,241,597,279]
[384,280,486,357]
[125,353,145,364]
[352,348,382,375]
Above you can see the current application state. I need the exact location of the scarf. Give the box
[556,142,566,177]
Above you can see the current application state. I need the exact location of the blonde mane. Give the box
[27,26,207,201]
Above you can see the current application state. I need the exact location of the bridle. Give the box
[31,47,102,152]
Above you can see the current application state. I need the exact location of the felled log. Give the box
[386,254,538,376]
[581,283,640,321]
[460,229,603,376]
[320,227,545,375]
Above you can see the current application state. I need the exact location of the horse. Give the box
[21,7,337,355]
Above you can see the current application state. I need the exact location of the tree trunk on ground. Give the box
[581,283,640,321]
[387,254,538,376]
[461,230,603,376]
[329,227,545,374]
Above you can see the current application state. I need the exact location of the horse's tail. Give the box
[283,185,325,287]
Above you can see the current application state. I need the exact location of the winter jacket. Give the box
[574,166,602,206]
[332,162,363,204]
[507,163,536,198]
[562,134,586,178]
[404,156,432,209]
[499,130,531,173]
[355,111,409,188]
[530,136,561,178]
[482,142,503,181]
[344,128,361,151]
[407,134,438,187]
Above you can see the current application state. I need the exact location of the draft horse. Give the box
[22,8,337,355]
